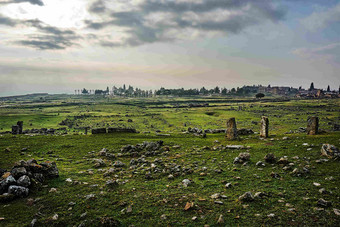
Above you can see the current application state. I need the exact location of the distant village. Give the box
[76,82,340,98]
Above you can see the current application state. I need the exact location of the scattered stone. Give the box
[267,213,275,218]
[321,144,340,159]
[80,212,87,218]
[182,179,191,187]
[52,214,58,220]
[192,216,197,221]
[65,178,72,183]
[313,182,321,187]
[113,161,125,168]
[333,208,340,216]
[277,157,289,165]
[317,198,331,207]
[184,202,194,211]
[217,215,224,224]
[256,161,265,167]
[225,145,245,149]
[85,194,96,200]
[239,192,254,202]
[225,183,232,188]
[160,214,167,220]
[254,192,266,199]
[211,193,220,199]
[264,153,276,163]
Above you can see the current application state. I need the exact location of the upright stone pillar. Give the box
[307,116,319,135]
[226,118,238,140]
[17,121,23,134]
[12,125,19,135]
[260,116,269,138]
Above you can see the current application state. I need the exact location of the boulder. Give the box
[8,185,29,198]
[17,175,31,188]
[11,167,27,179]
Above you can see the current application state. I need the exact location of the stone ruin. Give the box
[307,116,319,135]
[91,127,137,134]
[260,116,269,138]
[226,117,238,140]
[91,128,107,134]
[0,159,59,202]
[11,121,23,135]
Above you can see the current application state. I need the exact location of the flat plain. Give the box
[0,95,339,226]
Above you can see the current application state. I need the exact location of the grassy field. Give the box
[0,95,339,226]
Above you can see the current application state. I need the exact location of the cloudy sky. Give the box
[0,0,339,96]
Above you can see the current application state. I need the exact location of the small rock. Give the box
[52,214,58,220]
[182,179,191,187]
[211,193,220,199]
[217,214,224,224]
[256,161,265,167]
[225,183,232,188]
[65,178,72,183]
[239,191,254,202]
[267,213,275,218]
[317,198,331,207]
[49,188,57,193]
[264,153,276,163]
[184,202,194,211]
[333,208,340,216]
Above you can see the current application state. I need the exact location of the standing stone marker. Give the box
[307,116,319,135]
[226,118,238,140]
[17,121,23,134]
[260,116,269,138]
[12,125,19,135]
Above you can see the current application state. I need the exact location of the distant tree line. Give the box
[76,82,339,97]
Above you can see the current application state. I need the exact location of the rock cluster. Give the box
[0,159,59,202]
[121,141,164,157]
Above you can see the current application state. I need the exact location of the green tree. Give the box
[255,93,265,99]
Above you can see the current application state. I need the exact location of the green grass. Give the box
[0,96,339,226]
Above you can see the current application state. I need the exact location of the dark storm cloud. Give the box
[0,0,44,6]
[86,0,287,47]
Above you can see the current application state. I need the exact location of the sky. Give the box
[0,0,339,96]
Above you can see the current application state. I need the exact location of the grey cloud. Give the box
[87,0,287,47]
[13,19,80,50]
[89,0,106,13]
[0,14,18,26]
[0,0,44,6]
